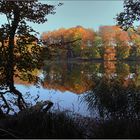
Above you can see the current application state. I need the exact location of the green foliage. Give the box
[72,40,82,57]
[89,47,101,58]
[80,47,100,59]
[70,30,82,57]
[116,45,130,59]
[94,36,104,57]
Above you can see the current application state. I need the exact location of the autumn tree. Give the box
[114,28,130,59]
[41,26,96,59]
[98,26,131,60]
[93,36,103,58]
[0,0,56,112]
[99,26,116,46]
[98,26,116,60]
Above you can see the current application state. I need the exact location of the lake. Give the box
[13,60,140,119]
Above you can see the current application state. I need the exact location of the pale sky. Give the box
[0,1,124,35]
[30,0,124,33]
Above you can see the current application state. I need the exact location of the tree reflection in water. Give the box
[82,77,140,118]
[42,61,100,94]
[80,62,140,138]
[41,61,140,119]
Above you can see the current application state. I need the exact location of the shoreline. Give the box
[44,58,140,63]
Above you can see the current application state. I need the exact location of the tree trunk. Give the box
[5,9,27,111]
[7,31,27,110]
[6,23,17,90]
[7,4,20,90]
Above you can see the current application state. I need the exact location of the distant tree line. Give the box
[41,25,140,60]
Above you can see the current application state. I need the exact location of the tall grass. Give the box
[0,109,140,138]
[0,110,84,138]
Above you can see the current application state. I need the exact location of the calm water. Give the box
[14,61,140,118]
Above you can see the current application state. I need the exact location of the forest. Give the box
[41,25,140,61]
[0,0,140,139]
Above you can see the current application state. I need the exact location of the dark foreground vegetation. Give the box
[0,108,140,139]
[0,109,84,139]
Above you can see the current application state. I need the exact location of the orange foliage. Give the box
[41,26,95,49]
[42,80,94,94]
[99,26,130,46]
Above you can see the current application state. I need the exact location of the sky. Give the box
[0,1,124,35]
[30,0,124,34]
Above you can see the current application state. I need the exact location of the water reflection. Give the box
[41,61,140,118]
[41,61,140,93]
[82,76,140,118]
[42,61,98,94]
[1,56,140,118]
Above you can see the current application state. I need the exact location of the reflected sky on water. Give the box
[12,61,140,118]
